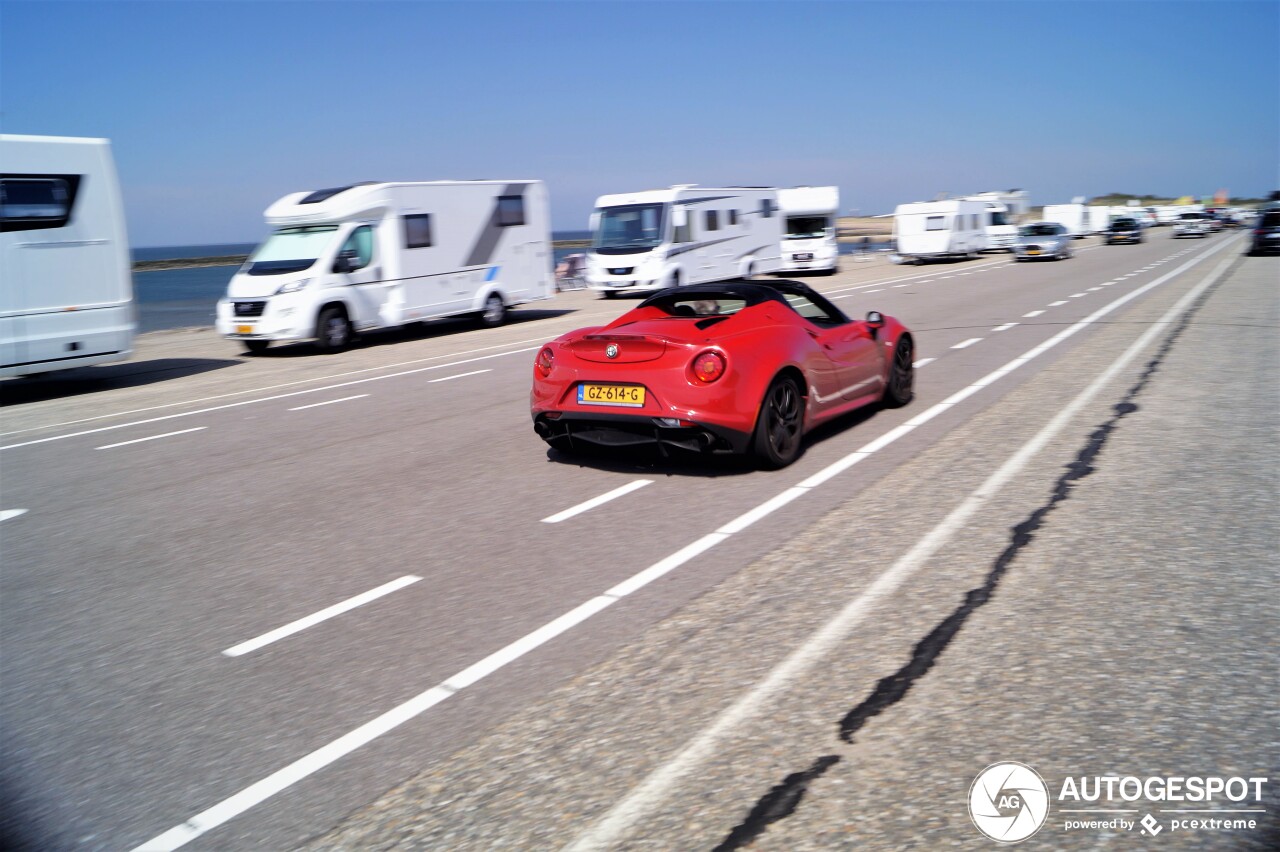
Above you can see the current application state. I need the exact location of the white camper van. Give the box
[586,185,782,297]
[1,135,133,378]
[960,194,1018,250]
[892,200,987,262]
[1087,206,1112,235]
[1043,203,1091,239]
[777,186,840,274]
[217,181,553,352]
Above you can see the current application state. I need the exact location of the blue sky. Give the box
[2,0,1276,246]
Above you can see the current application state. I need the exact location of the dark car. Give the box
[1246,208,1280,256]
[1105,217,1144,245]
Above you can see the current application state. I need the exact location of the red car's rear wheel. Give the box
[753,375,804,469]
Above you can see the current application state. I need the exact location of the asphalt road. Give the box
[1,229,1274,850]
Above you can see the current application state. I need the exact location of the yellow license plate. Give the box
[1027,249,1040,255]
[578,384,645,407]
[237,325,254,334]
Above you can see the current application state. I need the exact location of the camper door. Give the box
[332,224,390,328]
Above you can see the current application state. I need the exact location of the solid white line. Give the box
[2,348,538,451]
[562,238,1242,852]
[222,576,423,657]
[541,480,654,524]
[951,338,982,349]
[135,235,1242,851]
[1023,310,1045,318]
[427,369,492,383]
[1049,300,1068,306]
[913,358,935,368]
[287,394,368,411]
[992,323,1017,332]
[96,427,206,450]
[0,509,27,522]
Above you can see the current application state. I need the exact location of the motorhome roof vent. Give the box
[299,182,378,204]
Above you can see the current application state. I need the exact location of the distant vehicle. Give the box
[1245,207,1280,256]
[1105,217,1144,245]
[531,280,914,468]
[585,185,782,298]
[216,180,553,353]
[1,134,134,378]
[978,202,1018,251]
[1043,203,1091,239]
[1087,205,1113,235]
[1172,212,1211,239]
[1012,222,1073,261]
[892,199,986,262]
[777,186,840,275]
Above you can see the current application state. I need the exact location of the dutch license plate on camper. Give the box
[578,384,645,407]
[236,325,254,334]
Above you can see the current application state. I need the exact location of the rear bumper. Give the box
[533,411,752,455]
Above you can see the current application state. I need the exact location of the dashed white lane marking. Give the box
[287,395,368,411]
[951,338,983,349]
[0,509,27,523]
[1088,287,1102,291]
[96,428,206,450]
[1049,300,1068,307]
[542,480,654,524]
[1,349,539,451]
[222,576,423,657]
[134,234,1242,852]
[992,323,1018,332]
[428,369,492,383]
[864,288,884,293]
[893,283,910,288]
[913,358,935,368]
[1023,310,1045,318]
[564,242,1243,852]
[1070,293,1086,298]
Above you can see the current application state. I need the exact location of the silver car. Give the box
[1013,222,1073,261]
[1172,212,1210,238]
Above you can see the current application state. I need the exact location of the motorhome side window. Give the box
[338,226,374,270]
[0,176,79,232]
[761,199,775,218]
[673,214,693,244]
[925,216,946,231]
[705,210,719,231]
[728,209,739,226]
[404,214,432,248]
[497,195,525,226]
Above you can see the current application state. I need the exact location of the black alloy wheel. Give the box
[753,375,804,469]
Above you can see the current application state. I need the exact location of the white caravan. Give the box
[586,185,782,297]
[892,200,987,261]
[777,186,840,274]
[217,181,553,352]
[1,135,133,378]
[1043,203,1092,238]
[1087,205,1112,234]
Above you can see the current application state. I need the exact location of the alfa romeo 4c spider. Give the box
[531,281,913,468]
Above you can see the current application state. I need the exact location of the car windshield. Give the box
[1112,219,1137,228]
[1260,211,1280,227]
[246,225,338,275]
[593,203,666,253]
[1019,224,1058,237]
[785,215,829,239]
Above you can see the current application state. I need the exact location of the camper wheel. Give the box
[315,306,352,353]
[243,340,270,355]
[479,293,507,327]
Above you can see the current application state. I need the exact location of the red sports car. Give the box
[530,280,914,468]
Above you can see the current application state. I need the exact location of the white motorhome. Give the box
[961,194,1018,250]
[777,186,840,274]
[1087,205,1112,234]
[1043,203,1092,239]
[892,200,987,261]
[217,181,553,352]
[1,135,133,378]
[586,185,782,297]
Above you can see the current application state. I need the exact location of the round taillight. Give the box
[535,347,554,377]
[692,350,726,383]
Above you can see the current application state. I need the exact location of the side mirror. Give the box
[334,249,358,273]
[866,310,885,328]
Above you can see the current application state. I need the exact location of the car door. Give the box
[785,291,883,405]
[334,224,391,329]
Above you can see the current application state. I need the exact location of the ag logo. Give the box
[968,762,1050,843]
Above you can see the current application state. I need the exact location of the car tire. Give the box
[243,340,270,355]
[600,290,617,299]
[752,375,804,469]
[478,293,506,327]
[315,307,352,353]
[882,336,914,408]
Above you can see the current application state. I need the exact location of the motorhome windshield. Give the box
[246,225,339,275]
[989,209,1009,226]
[785,216,829,239]
[593,203,666,255]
